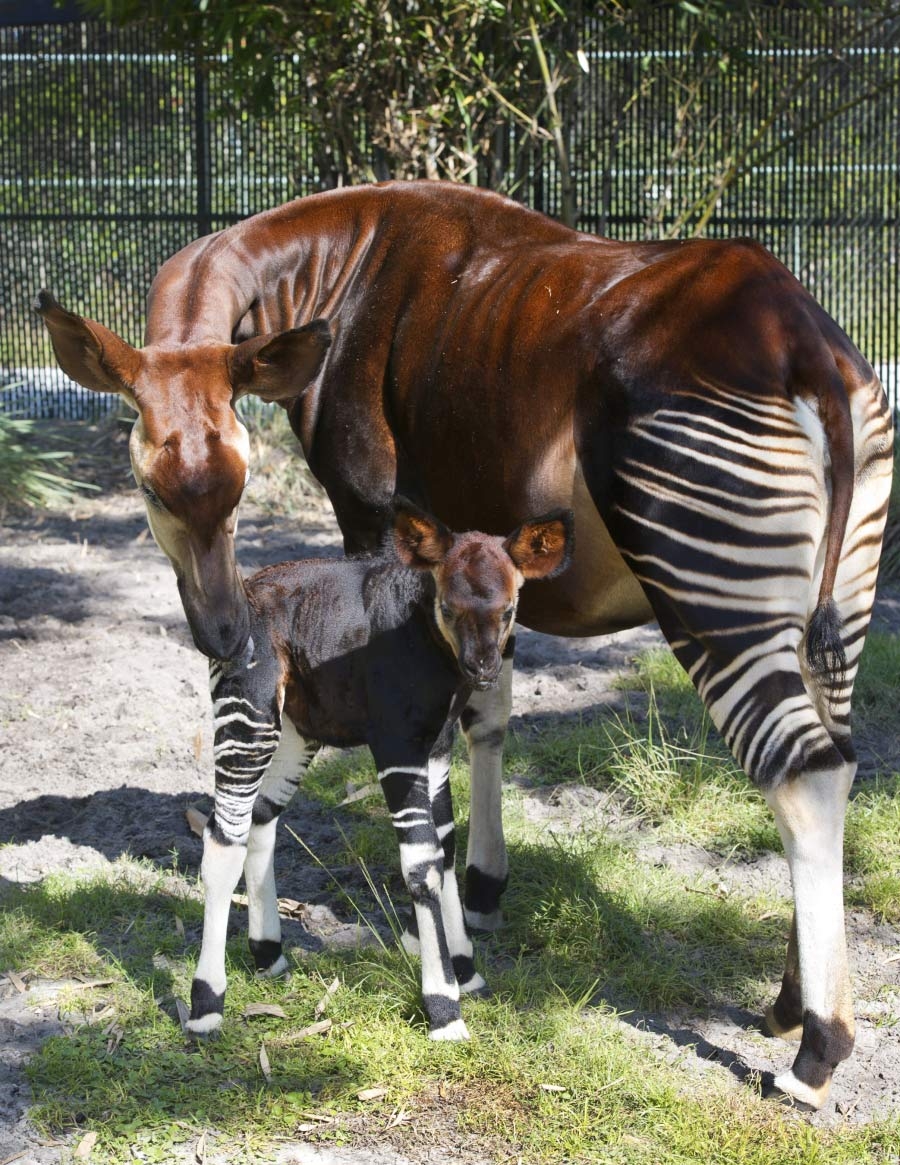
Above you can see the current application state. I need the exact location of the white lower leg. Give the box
[414,902,468,1042]
[766,765,855,1108]
[244,818,289,977]
[463,659,512,930]
[441,869,486,994]
[188,831,247,1034]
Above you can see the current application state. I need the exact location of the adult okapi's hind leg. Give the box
[602,376,893,1106]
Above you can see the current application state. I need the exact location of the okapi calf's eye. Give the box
[187,497,573,1044]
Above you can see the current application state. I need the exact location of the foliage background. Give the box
[1,0,898,418]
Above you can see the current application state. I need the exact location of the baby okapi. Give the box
[189,499,573,1040]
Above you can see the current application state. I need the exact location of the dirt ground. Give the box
[1,433,899,1162]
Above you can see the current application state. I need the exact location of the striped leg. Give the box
[606,382,893,1106]
[380,761,468,1040]
[244,719,319,978]
[429,743,488,996]
[188,664,281,1036]
[461,648,514,932]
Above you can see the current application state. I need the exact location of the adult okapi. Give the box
[36,181,893,1108]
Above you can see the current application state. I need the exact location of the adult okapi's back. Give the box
[36,181,894,1107]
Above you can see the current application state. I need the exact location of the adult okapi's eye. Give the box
[502,606,515,623]
[440,602,454,622]
[140,483,164,510]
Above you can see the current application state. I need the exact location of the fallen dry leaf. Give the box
[104,1021,124,1053]
[175,997,190,1033]
[357,1086,388,1102]
[185,806,209,837]
[242,1003,288,1020]
[338,782,379,806]
[0,1150,32,1165]
[314,976,340,1017]
[74,1130,98,1158]
[4,970,27,994]
[175,915,185,937]
[193,729,204,763]
[195,1129,207,1164]
[539,1083,567,1093]
[294,1018,332,1039]
[259,1042,272,1081]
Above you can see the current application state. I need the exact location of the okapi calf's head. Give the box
[33,291,331,661]
[392,499,575,690]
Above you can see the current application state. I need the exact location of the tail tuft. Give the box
[805,598,847,692]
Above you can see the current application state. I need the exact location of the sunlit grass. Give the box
[3,836,897,1164]
[3,629,899,1162]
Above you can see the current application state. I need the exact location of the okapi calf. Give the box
[189,500,573,1040]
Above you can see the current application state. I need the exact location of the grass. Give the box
[877,441,899,585]
[2,631,899,1163]
[0,406,97,514]
[237,400,328,519]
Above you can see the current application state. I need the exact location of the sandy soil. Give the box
[1,452,899,1161]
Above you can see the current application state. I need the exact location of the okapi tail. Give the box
[805,598,847,691]
[802,347,855,694]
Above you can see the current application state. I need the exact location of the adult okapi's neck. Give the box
[144,191,384,347]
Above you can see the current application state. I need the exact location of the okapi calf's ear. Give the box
[228,320,332,403]
[33,290,142,407]
[391,496,454,568]
[503,510,575,579]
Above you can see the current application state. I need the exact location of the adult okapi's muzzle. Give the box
[175,528,252,663]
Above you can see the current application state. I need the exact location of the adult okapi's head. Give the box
[392,498,574,689]
[34,291,331,662]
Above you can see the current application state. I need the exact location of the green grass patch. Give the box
[853,630,900,739]
[4,633,900,1162]
[3,837,897,1164]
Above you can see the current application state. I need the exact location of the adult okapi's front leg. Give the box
[188,660,282,1036]
[376,751,468,1040]
[460,647,514,932]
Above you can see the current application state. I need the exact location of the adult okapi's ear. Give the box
[391,496,454,569]
[229,319,332,403]
[33,290,142,405]
[504,509,574,580]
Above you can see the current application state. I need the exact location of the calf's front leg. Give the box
[428,744,488,997]
[378,757,468,1040]
[461,649,513,932]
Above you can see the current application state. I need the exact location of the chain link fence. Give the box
[1,4,897,418]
